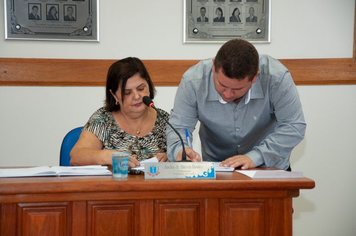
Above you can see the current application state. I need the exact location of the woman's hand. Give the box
[156,152,168,162]
[129,154,140,168]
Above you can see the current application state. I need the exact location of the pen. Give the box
[185,128,193,148]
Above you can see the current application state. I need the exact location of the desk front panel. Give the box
[0,172,314,236]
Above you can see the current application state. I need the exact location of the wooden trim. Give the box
[354,4,356,60]
[1,57,356,86]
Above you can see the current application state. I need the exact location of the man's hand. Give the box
[221,155,256,170]
[175,148,202,162]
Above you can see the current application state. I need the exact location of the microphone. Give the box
[142,96,189,162]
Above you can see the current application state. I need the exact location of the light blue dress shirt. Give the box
[166,55,306,170]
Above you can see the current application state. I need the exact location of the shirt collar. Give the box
[250,77,264,101]
[208,74,264,104]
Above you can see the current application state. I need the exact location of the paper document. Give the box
[213,162,234,172]
[131,157,159,171]
[236,170,303,179]
[0,165,111,178]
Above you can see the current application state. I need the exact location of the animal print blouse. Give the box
[84,107,169,161]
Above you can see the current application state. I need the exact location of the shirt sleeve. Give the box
[246,71,306,169]
[166,76,200,161]
[83,108,108,143]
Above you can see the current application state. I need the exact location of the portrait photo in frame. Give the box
[184,0,270,43]
[4,0,99,42]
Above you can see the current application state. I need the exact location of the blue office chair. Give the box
[60,127,83,166]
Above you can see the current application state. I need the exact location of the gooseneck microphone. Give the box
[142,96,188,162]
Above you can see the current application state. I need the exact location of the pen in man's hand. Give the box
[185,128,193,148]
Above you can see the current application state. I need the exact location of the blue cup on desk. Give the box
[112,152,129,179]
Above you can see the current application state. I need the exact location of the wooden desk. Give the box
[0,172,314,236]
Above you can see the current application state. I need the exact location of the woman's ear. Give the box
[109,89,118,102]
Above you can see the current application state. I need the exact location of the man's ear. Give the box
[252,71,259,84]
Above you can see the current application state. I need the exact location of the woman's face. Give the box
[51,8,57,15]
[115,73,150,115]
[216,9,222,17]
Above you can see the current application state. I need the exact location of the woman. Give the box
[213,7,225,22]
[230,7,241,22]
[70,57,169,168]
[46,6,58,20]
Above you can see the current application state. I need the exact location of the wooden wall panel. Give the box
[0,58,356,86]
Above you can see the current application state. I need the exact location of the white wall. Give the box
[1,0,356,235]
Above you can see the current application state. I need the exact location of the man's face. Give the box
[213,66,256,103]
[249,7,255,15]
[67,7,73,15]
[32,7,38,14]
[200,8,206,17]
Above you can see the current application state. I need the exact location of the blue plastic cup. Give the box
[112,152,129,179]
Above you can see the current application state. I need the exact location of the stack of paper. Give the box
[0,165,111,178]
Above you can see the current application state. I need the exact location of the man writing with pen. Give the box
[166,39,306,171]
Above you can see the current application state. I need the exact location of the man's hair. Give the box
[214,39,259,80]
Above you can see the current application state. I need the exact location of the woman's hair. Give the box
[216,7,223,16]
[214,39,259,80]
[49,6,57,15]
[232,7,240,16]
[105,57,156,112]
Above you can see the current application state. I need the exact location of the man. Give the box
[64,6,76,21]
[246,7,257,22]
[166,39,306,170]
[197,7,208,23]
[29,5,41,20]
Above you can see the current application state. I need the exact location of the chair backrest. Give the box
[60,127,83,166]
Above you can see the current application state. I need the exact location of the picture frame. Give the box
[184,0,270,43]
[4,0,99,42]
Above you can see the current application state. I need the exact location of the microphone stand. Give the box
[165,122,189,162]
[142,96,190,162]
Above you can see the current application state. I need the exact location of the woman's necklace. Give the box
[117,110,150,136]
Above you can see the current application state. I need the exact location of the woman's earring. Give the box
[110,89,119,106]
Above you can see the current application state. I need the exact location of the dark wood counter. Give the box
[0,172,315,236]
